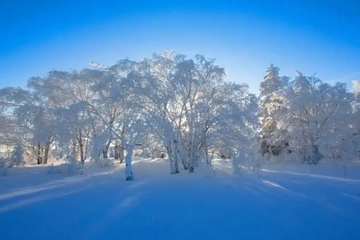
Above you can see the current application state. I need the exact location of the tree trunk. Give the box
[182,158,189,170]
[79,141,85,164]
[174,140,179,173]
[102,140,112,159]
[188,144,195,173]
[72,139,78,160]
[119,126,126,163]
[168,145,176,174]
[114,141,119,160]
[168,142,179,174]
[119,144,125,163]
[37,143,42,165]
[77,131,86,164]
[43,142,50,164]
[102,150,107,159]
[205,145,210,164]
[125,146,134,181]
[174,152,179,174]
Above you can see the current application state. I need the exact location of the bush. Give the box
[93,157,115,168]
[233,151,262,175]
[47,157,83,175]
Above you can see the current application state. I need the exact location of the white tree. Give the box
[282,72,353,163]
[349,80,360,162]
[15,94,55,164]
[0,87,40,163]
[120,51,258,173]
[258,64,289,158]
[33,70,95,162]
[10,143,24,167]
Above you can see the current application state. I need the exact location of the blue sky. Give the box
[0,0,359,94]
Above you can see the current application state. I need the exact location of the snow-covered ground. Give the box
[1,159,360,240]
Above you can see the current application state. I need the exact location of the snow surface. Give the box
[1,159,360,240]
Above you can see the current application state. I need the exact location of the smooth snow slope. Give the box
[0,160,360,240]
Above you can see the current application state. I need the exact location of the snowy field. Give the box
[1,160,360,240]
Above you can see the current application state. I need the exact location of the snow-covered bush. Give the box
[232,151,263,175]
[0,157,9,176]
[93,157,115,168]
[194,157,216,177]
[47,157,83,175]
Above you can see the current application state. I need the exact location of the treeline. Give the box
[0,51,359,178]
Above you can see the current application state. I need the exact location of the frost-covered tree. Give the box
[10,143,24,167]
[258,64,289,158]
[15,94,55,164]
[121,117,147,181]
[83,67,127,160]
[31,70,95,162]
[120,51,258,173]
[0,87,38,163]
[54,101,93,163]
[350,80,360,161]
[281,73,353,163]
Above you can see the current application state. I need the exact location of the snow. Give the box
[1,160,360,240]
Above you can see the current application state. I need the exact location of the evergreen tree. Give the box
[258,64,289,158]
[10,143,24,167]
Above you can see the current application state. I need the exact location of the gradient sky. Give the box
[1,0,359,94]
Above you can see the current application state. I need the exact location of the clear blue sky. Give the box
[1,0,359,94]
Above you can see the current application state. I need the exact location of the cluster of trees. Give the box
[0,51,258,178]
[259,65,360,164]
[0,52,359,178]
